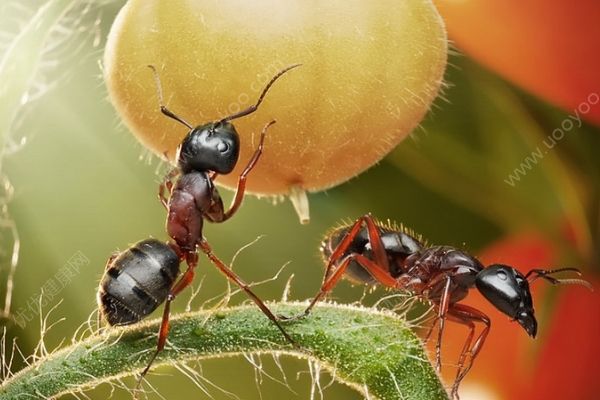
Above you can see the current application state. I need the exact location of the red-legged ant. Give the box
[97,63,301,394]
[282,214,593,398]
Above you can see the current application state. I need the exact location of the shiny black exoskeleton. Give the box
[163,120,245,256]
[177,121,240,174]
[97,239,179,326]
[322,227,539,336]
[295,214,592,398]
[476,264,538,336]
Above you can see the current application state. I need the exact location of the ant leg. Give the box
[324,214,391,285]
[158,169,178,209]
[198,240,296,346]
[281,214,391,321]
[283,254,357,321]
[446,304,491,399]
[219,64,301,123]
[147,65,193,129]
[285,252,398,321]
[220,120,275,221]
[433,276,452,373]
[135,251,198,394]
[423,316,439,344]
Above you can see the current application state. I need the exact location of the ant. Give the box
[97,62,301,394]
[281,214,593,398]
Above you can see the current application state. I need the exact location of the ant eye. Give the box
[496,270,507,280]
[217,142,229,153]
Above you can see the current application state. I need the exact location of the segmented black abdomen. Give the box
[98,239,180,326]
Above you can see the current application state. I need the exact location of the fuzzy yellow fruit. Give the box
[104,0,447,220]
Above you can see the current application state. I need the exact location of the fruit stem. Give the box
[289,185,310,224]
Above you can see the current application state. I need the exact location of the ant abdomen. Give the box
[98,239,180,326]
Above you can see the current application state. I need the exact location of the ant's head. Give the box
[176,121,240,174]
[475,265,592,338]
[475,264,537,337]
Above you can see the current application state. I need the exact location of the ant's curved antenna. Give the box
[147,65,193,130]
[219,63,302,123]
[525,267,593,290]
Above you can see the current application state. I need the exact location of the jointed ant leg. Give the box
[219,63,301,123]
[280,214,391,321]
[423,316,439,344]
[280,254,356,321]
[147,65,193,129]
[221,120,275,221]
[135,250,198,394]
[446,304,491,399]
[434,276,452,373]
[323,214,391,286]
[198,240,296,346]
[284,251,399,321]
[158,168,179,209]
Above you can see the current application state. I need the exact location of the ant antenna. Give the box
[219,63,302,123]
[525,267,593,290]
[147,65,194,130]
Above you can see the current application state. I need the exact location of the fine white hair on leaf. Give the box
[270,352,295,392]
[321,363,337,392]
[308,358,325,400]
[172,362,215,400]
[201,259,291,313]
[71,387,93,400]
[230,235,266,271]
[195,235,269,312]
[244,353,265,399]
[137,375,168,400]
[173,360,248,400]
[0,326,6,380]
[242,352,296,394]
[71,308,101,345]
[363,383,373,400]
[224,234,267,308]
[280,273,295,302]
[33,294,63,362]
[194,362,242,400]
[185,277,205,312]
[1,332,28,382]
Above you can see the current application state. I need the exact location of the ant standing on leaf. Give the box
[281,214,593,399]
[97,63,301,394]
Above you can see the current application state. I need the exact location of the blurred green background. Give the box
[1,1,599,399]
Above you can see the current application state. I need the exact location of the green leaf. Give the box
[0,303,448,400]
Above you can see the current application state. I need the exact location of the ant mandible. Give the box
[99,63,301,393]
[282,214,593,398]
